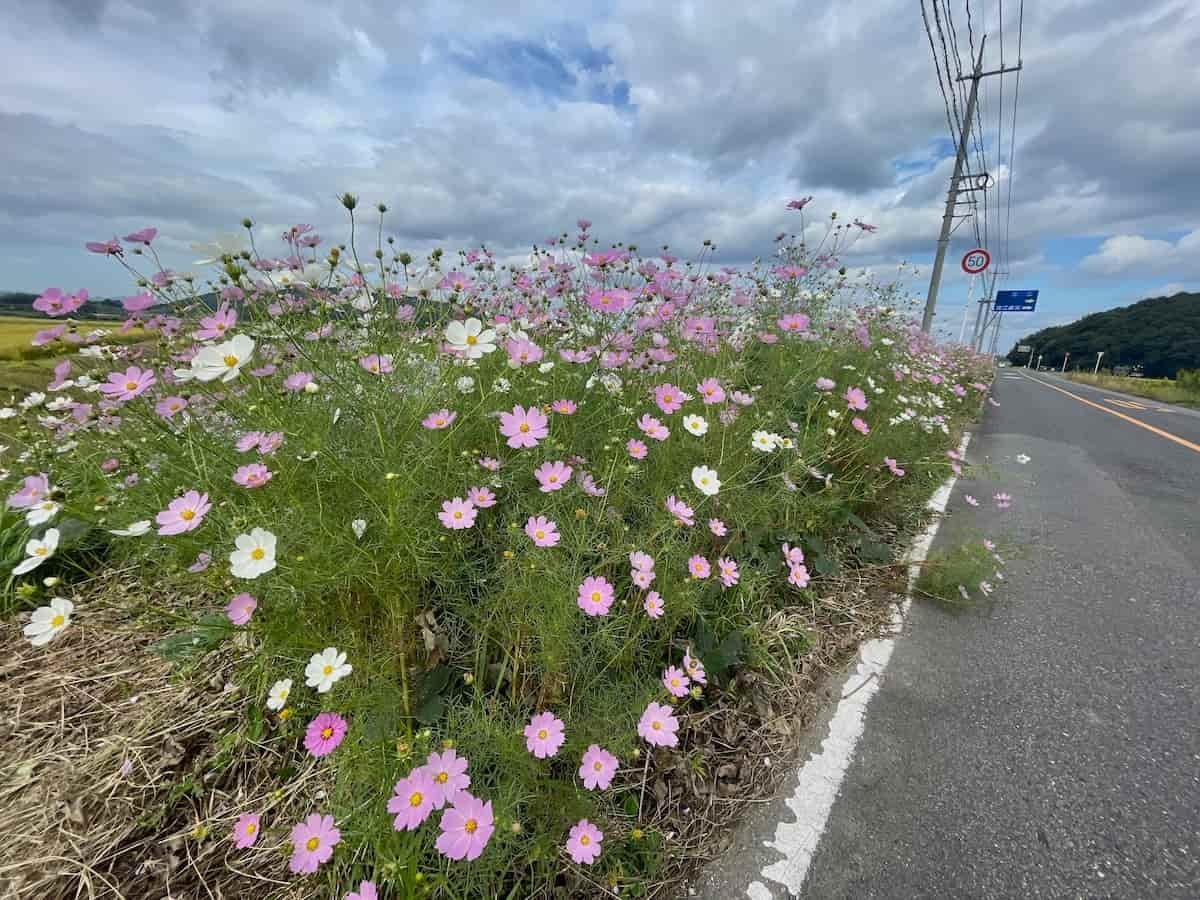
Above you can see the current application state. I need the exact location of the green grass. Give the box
[0,315,143,362]
[1064,371,1200,408]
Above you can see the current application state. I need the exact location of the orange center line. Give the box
[1018,373,1200,455]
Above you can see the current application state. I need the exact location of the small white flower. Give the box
[266,678,293,711]
[691,465,721,496]
[25,500,60,527]
[492,377,512,394]
[110,519,152,537]
[683,414,709,436]
[23,596,74,646]
[1016,453,1031,464]
[46,396,75,411]
[229,527,277,579]
[303,380,319,394]
[444,317,497,358]
[305,647,352,693]
[351,518,367,539]
[13,528,60,575]
[20,392,46,410]
[751,430,780,452]
[455,375,476,394]
[178,333,255,383]
[537,361,555,373]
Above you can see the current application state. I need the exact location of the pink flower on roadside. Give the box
[643,591,664,618]
[778,312,811,333]
[423,409,457,430]
[233,463,272,488]
[439,497,477,530]
[884,457,906,477]
[99,366,155,402]
[468,486,496,508]
[683,650,707,685]
[236,431,263,453]
[663,665,691,698]
[717,556,740,588]
[815,377,836,392]
[632,567,655,589]
[225,592,257,626]
[579,745,619,790]
[654,383,685,414]
[964,495,979,507]
[232,812,261,849]
[788,563,811,589]
[155,396,187,419]
[993,492,1012,509]
[188,551,212,573]
[577,576,614,616]
[525,711,566,758]
[359,353,394,375]
[629,550,654,574]
[506,338,544,366]
[7,473,50,509]
[155,490,211,535]
[665,495,694,527]
[637,414,669,441]
[499,405,549,449]
[730,390,754,406]
[845,387,868,411]
[566,819,604,865]
[195,303,236,341]
[552,399,577,415]
[304,712,348,758]
[525,515,560,548]
[627,438,648,459]
[586,287,632,313]
[435,793,494,861]
[687,555,711,579]
[32,324,66,345]
[697,377,725,405]
[479,456,501,471]
[534,460,572,492]
[283,372,313,392]
[638,701,679,747]
[782,543,805,565]
[421,748,471,809]
[346,881,378,900]
[288,813,340,874]
[388,767,436,831]
[708,518,727,537]
[851,416,870,435]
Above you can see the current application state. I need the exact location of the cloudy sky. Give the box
[2,0,1198,350]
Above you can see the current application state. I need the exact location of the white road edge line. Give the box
[745,431,973,899]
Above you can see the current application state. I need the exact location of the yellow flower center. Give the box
[700,477,708,485]
[435,771,448,784]
[580,835,591,845]
[548,475,557,482]
[466,334,477,345]
[435,418,445,426]
[593,761,603,771]
[321,727,333,739]
[590,591,601,603]
[465,819,478,834]
[35,547,47,556]
[535,530,545,539]
[216,322,226,331]
[223,354,239,367]
[51,614,65,627]
[519,423,530,432]
[537,728,548,739]
[652,721,661,731]
[245,822,257,835]
[453,511,463,520]
[409,791,423,807]
[323,665,333,675]
[305,836,320,851]
[180,509,195,520]
[671,677,680,686]
[125,381,137,391]
[251,547,265,560]
[664,395,673,403]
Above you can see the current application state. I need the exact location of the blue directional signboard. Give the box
[993,289,1038,312]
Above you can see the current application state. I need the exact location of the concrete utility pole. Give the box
[921,37,1022,333]
[1062,352,1071,373]
[1094,351,1105,374]
[1036,354,1043,371]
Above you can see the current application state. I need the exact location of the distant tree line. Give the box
[1006,292,1200,378]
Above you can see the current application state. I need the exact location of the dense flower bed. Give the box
[2,200,991,897]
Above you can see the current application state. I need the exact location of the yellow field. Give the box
[0,316,143,361]
[1065,372,1200,408]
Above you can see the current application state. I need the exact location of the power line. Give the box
[1003,0,1024,279]
[920,0,961,147]
[996,0,1006,277]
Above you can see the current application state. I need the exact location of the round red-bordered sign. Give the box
[961,248,991,274]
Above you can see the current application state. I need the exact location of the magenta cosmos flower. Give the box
[231,812,261,849]
[346,881,378,900]
[687,555,711,579]
[684,650,707,685]
[195,303,236,341]
[423,409,456,429]
[708,518,727,536]
[851,417,870,435]
[653,382,685,414]
[844,386,868,411]
[586,287,632,313]
[99,366,156,402]
[525,515,560,548]
[643,591,664,618]
[478,456,500,471]
[283,372,313,392]
[665,495,694,527]
[155,396,187,419]
[816,377,836,391]
[697,377,725,405]
[288,813,341,874]
[499,405,549,449]
[788,562,811,589]
[225,592,257,626]
[552,399,577,415]
[155,490,211,535]
[524,711,566,758]
[663,665,691,698]
[439,497,477,530]
[638,701,680,748]
[359,353,394,374]
[718,557,740,588]
[577,576,614,616]
[233,463,272,488]
[436,792,495,861]
[884,456,905,477]
[566,819,604,865]
[420,748,471,808]
[637,414,669,441]
[579,745,619,790]
[388,767,436,831]
[506,338,544,366]
[467,486,496,508]
[7,473,50,509]
[534,460,572,492]
[304,712,348,758]
[627,439,648,459]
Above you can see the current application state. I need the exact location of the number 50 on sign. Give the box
[961,248,991,275]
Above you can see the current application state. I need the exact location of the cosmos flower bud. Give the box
[340,193,358,211]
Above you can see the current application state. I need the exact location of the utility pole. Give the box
[1093,350,1105,374]
[1036,353,1043,371]
[1061,351,1070,373]
[921,37,1022,333]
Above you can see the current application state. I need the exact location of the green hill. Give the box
[1007,292,1200,378]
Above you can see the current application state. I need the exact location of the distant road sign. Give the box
[994,289,1038,312]
[1016,344,1032,353]
[961,248,991,275]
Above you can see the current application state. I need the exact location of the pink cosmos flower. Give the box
[638,701,680,748]
[629,550,654,573]
[983,538,997,551]
[683,650,707,685]
[787,196,813,210]
[815,377,836,392]
[552,399,577,415]
[778,312,811,332]
[155,490,211,535]
[964,495,979,507]
[654,383,684,414]
[283,372,313,392]
[525,515,560,547]
[665,495,694,527]
[188,551,212,573]
[47,359,71,389]
[439,497,477,530]
[34,288,87,316]
[631,568,655,590]
[663,665,691,698]
[7,473,50,509]
[730,390,754,406]
[388,767,436,830]
[781,542,804,565]
[644,591,664,618]
[225,592,257,626]
[697,377,725,405]
[421,748,471,809]
[953,384,967,397]
[155,396,187,419]
[627,439,648,459]
[576,470,607,498]
[195,303,236,340]
[845,387,868,411]
[884,457,906,477]
[993,492,1012,509]
[637,414,669,441]
[359,354,394,375]
[32,324,66,346]
[236,431,263,453]
[233,463,273,489]
[468,486,497,508]
[499,405,549,449]
[586,287,632,313]
[423,409,457,430]
[577,576,615,616]
[304,712,348,758]
[687,555,711,579]
[346,881,378,900]
[289,813,340,874]
[579,745,619,790]
[788,563,811,589]
[524,711,566,758]
[566,819,604,865]
[506,338,544,366]
[718,556,740,588]
[99,366,155,402]
[436,793,494,861]
[708,518,727,537]
[123,227,157,245]
[534,460,572,492]
[479,457,501,471]
[851,416,870,435]
[232,812,261,849]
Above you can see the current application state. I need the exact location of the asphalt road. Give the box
[693,370,1200,899]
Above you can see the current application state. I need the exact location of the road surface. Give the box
[692,370,1200,899]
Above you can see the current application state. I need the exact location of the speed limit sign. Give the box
[961,248,991,274]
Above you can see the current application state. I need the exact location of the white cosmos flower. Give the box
[229,527,277,579]
[20,392,46,410]
[110,520,152,537]
[178,334,255,383]
[266,678,293,711]
[23,596,74,646]
[683,414,709,436]
[191,232,248,266]
[751,430,781,452]
[691,465,721,496]
[26,500,60,527]
[13,528,60,575]
[305,647,352,693]
[0,408,15,419]
[444,317,497,358]
[351,519,367,539]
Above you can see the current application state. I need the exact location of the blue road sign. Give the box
[994,289,1038,312]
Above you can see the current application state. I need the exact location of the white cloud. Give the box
[1079,230,1200,276]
